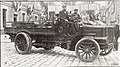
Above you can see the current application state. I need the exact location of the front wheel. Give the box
[75,38,100,62]
[15,32,32,54]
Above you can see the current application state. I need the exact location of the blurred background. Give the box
[0,0,120,34]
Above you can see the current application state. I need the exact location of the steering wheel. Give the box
[58,26,64,33]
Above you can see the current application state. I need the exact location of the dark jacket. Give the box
[70,13,81,22]
[59,10,69,20]
[71,13,81,20]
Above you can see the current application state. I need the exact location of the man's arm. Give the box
[78,14,81,19]
[59,11,63,18]
[59,11,68,21]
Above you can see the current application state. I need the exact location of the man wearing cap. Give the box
[71,9,81,22]
[70,9,81,33]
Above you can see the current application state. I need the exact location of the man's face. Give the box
[74,11,78,14]
[62,7,66,11]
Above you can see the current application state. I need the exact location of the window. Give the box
[3,9,7,27]
[22,13,25,22]
[14,14,18,22]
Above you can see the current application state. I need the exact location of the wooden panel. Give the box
[83,26,106,37]
[107,26,114,43]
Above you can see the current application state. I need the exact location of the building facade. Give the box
[1,1,120,34]
[105,0,120,25]
[0,2,46,33]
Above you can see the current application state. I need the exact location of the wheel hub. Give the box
[85,48,89,52]
[83,46,91,53]
[84,48,91,53]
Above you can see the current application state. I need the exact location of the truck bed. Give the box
[4,22,56,35]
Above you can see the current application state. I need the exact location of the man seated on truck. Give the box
[59,5,69,22]
[70,9,81,33]
[59,5,71,37]
[71,9,81,22]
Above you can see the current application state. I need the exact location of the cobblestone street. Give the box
[1,34,120,67]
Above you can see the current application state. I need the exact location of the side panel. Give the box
[106,26,114,43]
[82,26,106,37]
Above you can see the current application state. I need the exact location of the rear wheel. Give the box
[75,38,100,62]
[15,32,32,54]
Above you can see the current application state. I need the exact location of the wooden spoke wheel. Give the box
[15,32,32,54]
[100,47,112,56]
[75,38,100,62]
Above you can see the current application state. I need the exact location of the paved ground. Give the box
[1,34,120,67]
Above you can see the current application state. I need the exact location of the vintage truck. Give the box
[4,16,119,62]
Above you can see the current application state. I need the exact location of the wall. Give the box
[1,2,14,30]
[105,0,120,25]
[115,0,120,24]
[0,2,43,32]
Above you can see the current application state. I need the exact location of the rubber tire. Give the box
[75,38,100,62]
[15,32,32,54]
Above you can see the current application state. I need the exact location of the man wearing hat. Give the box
[59,5,69,21]
[58,5,70,37]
